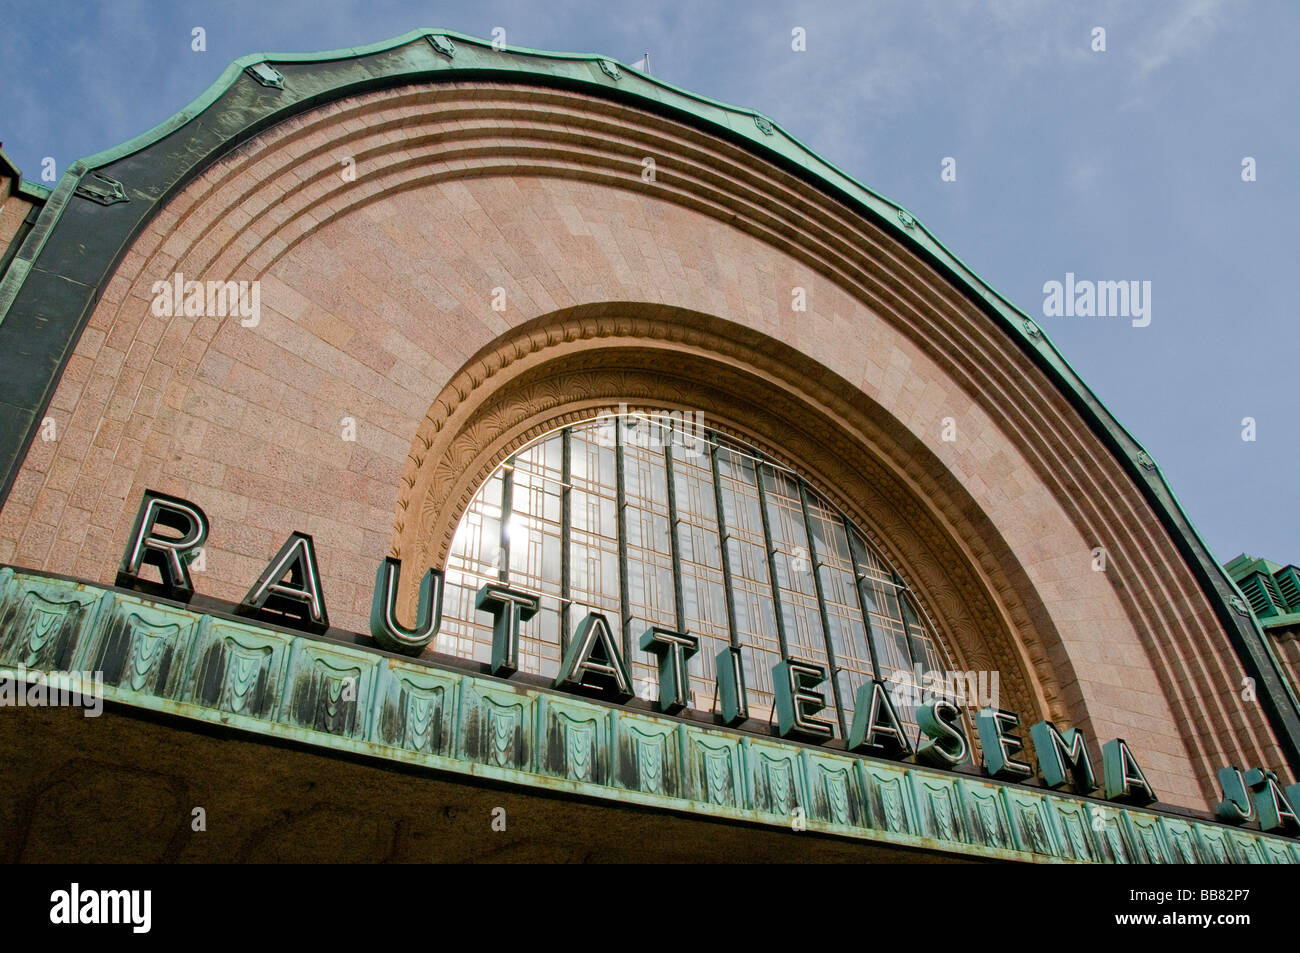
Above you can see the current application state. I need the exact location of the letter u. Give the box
[370,557,444,654]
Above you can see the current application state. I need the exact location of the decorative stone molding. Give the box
[394,307,1050,726]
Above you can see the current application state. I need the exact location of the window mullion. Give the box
[560,428,572,654]
[615,418,631,662]
[663,433,687,636]
[798,480,848,739]
[499,456,514,585]
[707,433,740,651]
[845,517,884,681]
[753,455,790,660]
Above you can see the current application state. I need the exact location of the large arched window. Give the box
[438,414,957,737]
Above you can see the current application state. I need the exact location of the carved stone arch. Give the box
[0,48,1286,809]
[394,303,1070,731]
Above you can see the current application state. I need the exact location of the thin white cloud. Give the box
[1136,0,1229,78]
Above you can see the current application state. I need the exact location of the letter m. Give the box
[205,280,241,317]
[951,671,981,707]
[101,890,130,923]
[1097,280,1128,317]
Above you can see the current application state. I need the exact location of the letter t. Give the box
[476,584,540,676]
[639,627,699,713]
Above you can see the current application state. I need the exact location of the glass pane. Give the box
[436,419,959,740]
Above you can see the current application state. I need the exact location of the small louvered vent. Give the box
[1274,567,1300,612]
[1262,573,1286,613]
[1241,574,1279,618]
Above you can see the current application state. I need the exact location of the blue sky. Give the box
[1,0,1295,564]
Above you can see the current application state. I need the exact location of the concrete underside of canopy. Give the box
[0,703,973,864]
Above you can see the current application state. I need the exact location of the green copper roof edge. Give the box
[0,163,85,321]
[1,29,1292,760]
[15,181,49,201]
[0,147,46,201]
[1261,611,1300,630]
[0,28,1159,430]
[1,27,1143,448]
[0,146,20,181]
[69,29,437,172]
[1148,455,1300,715]
[1225,554,1288,580]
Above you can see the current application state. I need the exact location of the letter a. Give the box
[555,613,634,701]
[239,532,329,632]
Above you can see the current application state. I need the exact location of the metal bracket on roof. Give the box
[246,62,285,89]
[1136,451,1156,471]
[1230,596,1252,616]
[896,208,916,228]
[1022,318,1041,339]
[74,171,128,206]
[753,114,774,135]
[428,34,456,59]
[598,59,620,80]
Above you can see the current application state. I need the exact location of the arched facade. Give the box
[0,32,1296,855]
